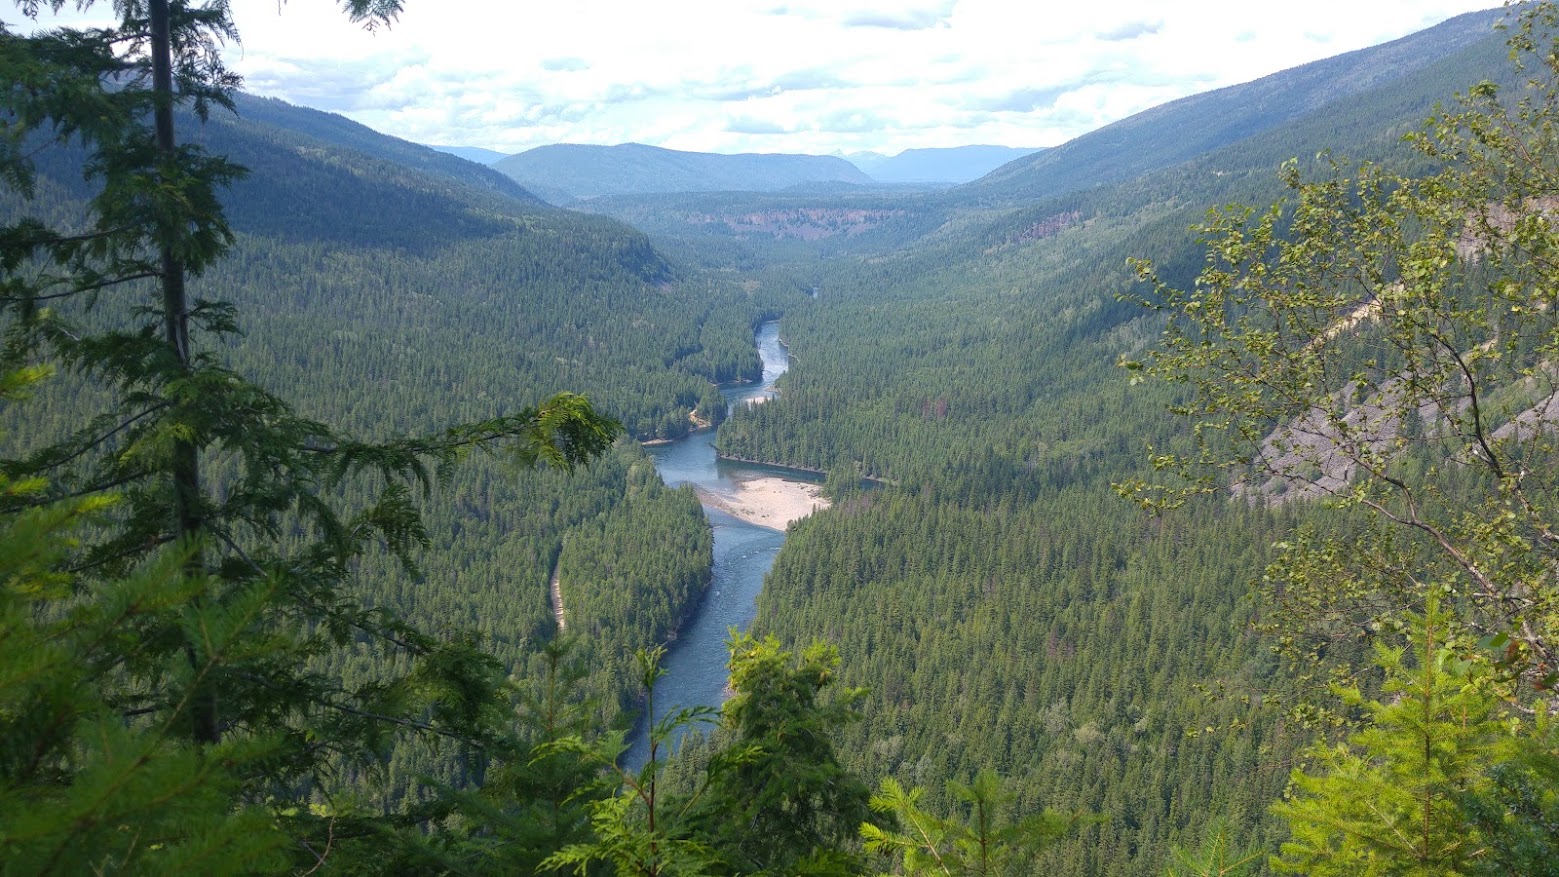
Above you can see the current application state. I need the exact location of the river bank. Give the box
[625,321,797,767]
[695,474,829,531]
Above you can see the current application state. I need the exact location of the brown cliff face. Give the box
[687,207,904,239]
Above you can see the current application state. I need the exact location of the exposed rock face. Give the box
[1236,369,1558,506]
[689,207,904,240]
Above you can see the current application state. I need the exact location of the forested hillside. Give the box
[238,121,784,707]
[8,2,1559,876]
[688,7,1537,873]
[708,186,1305,870]
[0,60,787,807]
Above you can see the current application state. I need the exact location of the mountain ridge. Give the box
[429,144,509,165]
[228,94,546,207]
[960,6,1508,204]
[493,141,874,201]
[846,145,1046,184]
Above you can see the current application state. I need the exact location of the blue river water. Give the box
[622,322,799,767]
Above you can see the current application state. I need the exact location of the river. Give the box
[623,322,817,767]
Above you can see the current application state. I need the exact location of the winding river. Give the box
[623,322,817,766]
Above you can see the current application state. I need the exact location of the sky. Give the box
[16,1,1505,157]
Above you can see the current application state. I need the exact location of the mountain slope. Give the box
[230,94,544,206]
[564,9,1513,278]
[493,142,875,200]
[958,6,1506,205]
[429,144,509,164]
[847,145,1045,184]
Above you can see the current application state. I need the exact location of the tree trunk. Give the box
[149,0,217,746]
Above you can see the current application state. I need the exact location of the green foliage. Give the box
[541,635,882,877]
[1277,636,1559,877]
[1456,709,1559,876]
[862,770,1087,876]
[0,0,685,869]
[0,371,286,875]
[541,646,721,877]
[752,485,1294,875]
[1271,604,1516,876]
[694,633,875,876]
[1125,2,1559,697]
[383,637,612,876]
[1163,819,1262,877]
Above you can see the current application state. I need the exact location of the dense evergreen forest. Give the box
[5,2,1559,876]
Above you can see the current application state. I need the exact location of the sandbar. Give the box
[695,475,829,530]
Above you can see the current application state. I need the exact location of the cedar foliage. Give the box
[0,0,625,868]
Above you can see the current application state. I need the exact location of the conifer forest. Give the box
[3,1,1558,875]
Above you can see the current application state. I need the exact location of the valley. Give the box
[623,322,817,767]
[5,3,1557,876]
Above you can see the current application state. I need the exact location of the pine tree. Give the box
[1457,707,1559,877]
[540,646,720,877]
[434,637,613,875]
[1,1,619,867]
[861,769,1089,877]
[1271,604,1510,876]
[1162,819,1262,877]
[0,367,284,874]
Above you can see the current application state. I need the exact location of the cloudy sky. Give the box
[21,1,1503,157]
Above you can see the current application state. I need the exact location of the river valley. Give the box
[622,322,822,766]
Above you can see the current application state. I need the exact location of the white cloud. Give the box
[20,0,1506,156]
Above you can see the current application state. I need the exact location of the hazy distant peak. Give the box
[846,145,1047,184]
[428,145,509,165]
[492,142,873,200]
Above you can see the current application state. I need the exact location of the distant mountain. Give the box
[960,6,1507,205]
[584,5,1518,296]
[846,145,1045,184]
[428,145,509,165]
[492,142,874,200]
